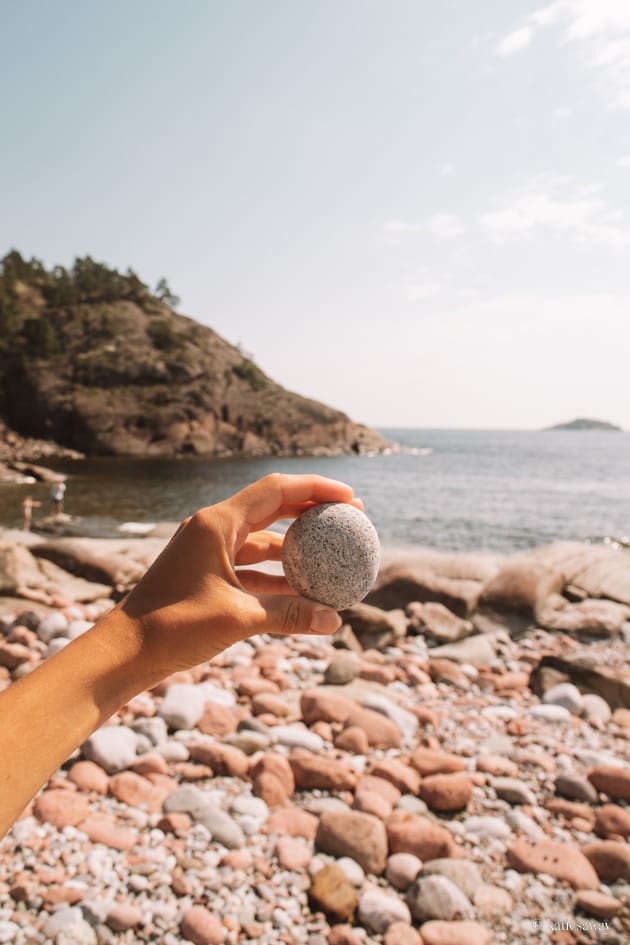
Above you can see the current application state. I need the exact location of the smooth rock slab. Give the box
[406,875,474,922]
[282,503,380,610]
[357,887,411,933]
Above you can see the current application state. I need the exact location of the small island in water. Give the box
[546,417,623,432]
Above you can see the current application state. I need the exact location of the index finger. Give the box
[229,473,355,532]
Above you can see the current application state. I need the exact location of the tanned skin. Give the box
[0,474,361,837]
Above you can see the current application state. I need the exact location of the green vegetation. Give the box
[0,249,178,311]
[232,357,268,391]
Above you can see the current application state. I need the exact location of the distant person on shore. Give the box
[0,473,357,837]
[21,495,41,531]
[50,478,66,516]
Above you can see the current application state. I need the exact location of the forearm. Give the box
[0,607,150,837]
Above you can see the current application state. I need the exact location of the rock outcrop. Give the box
[0,253,388,459]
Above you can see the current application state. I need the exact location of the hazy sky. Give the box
[2,1,630,429]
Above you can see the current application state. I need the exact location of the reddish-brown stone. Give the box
[506,838,599,889]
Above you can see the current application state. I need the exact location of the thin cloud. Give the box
[497,26,534,57]
[384,213,464,239]
[619,154,630,166]
[480,177,630,248]
[496,0,630,109]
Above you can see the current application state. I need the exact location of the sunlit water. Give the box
[3,429,630,552]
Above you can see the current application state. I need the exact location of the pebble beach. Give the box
[0,530,629,945]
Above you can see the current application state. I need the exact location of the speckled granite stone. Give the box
[282,503,380,609]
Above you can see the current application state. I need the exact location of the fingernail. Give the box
[310,608,342,634]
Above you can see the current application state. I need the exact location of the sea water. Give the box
[3,429,630,552]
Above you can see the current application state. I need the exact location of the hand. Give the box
[121,473,361,682]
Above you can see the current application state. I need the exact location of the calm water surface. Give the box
[3,429,630,552]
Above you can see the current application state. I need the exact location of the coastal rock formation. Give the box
[0,252,388,459]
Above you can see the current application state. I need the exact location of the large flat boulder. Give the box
[366,548,500,616]
[31,536,168,593]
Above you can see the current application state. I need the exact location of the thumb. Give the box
[253,594,342,637]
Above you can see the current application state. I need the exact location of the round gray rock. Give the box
[282,503,380,610]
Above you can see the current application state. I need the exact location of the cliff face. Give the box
[0,258,387,459]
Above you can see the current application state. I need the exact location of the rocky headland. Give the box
[0,530,629,945]
[0,252,388,462]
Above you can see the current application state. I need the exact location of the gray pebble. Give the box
[82,726,139,773]
[406,874,474,922]
[282,503,380,610]
[543,682,584,715]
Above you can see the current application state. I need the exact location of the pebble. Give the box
[33,789,89,828]
[583,840,630,882]
[529,704,572,722]
[325,651,361,685]
[361,693,418,740]
[357,887,411,933]
[506,837,599,889]
[386,853,423,890]
[309,865,359,923]
[555,772,599,804]
[106,904,143,931]
[595,803,630,838]
[82,725,139,773]
[384,922,422,945]
[272,724,325,753]
[316,810,388,875]
[387,812,455,860]
[581,693,612,724]
[492,777,537,806]
[419,920,492,945]
[575,889,623,919]
[420,773,473,812]
[410,747,466,777]
[281,503,380,610]
[542,682,584,715]
[36,611,69,642]
[588,764,630,801]
[336,857,365,887]
[421,859,483,899]
[180,906,226,944]
[462,815,511,839]
[472,883,512,918]
[406,875,474,922]
[158,683,208,730]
